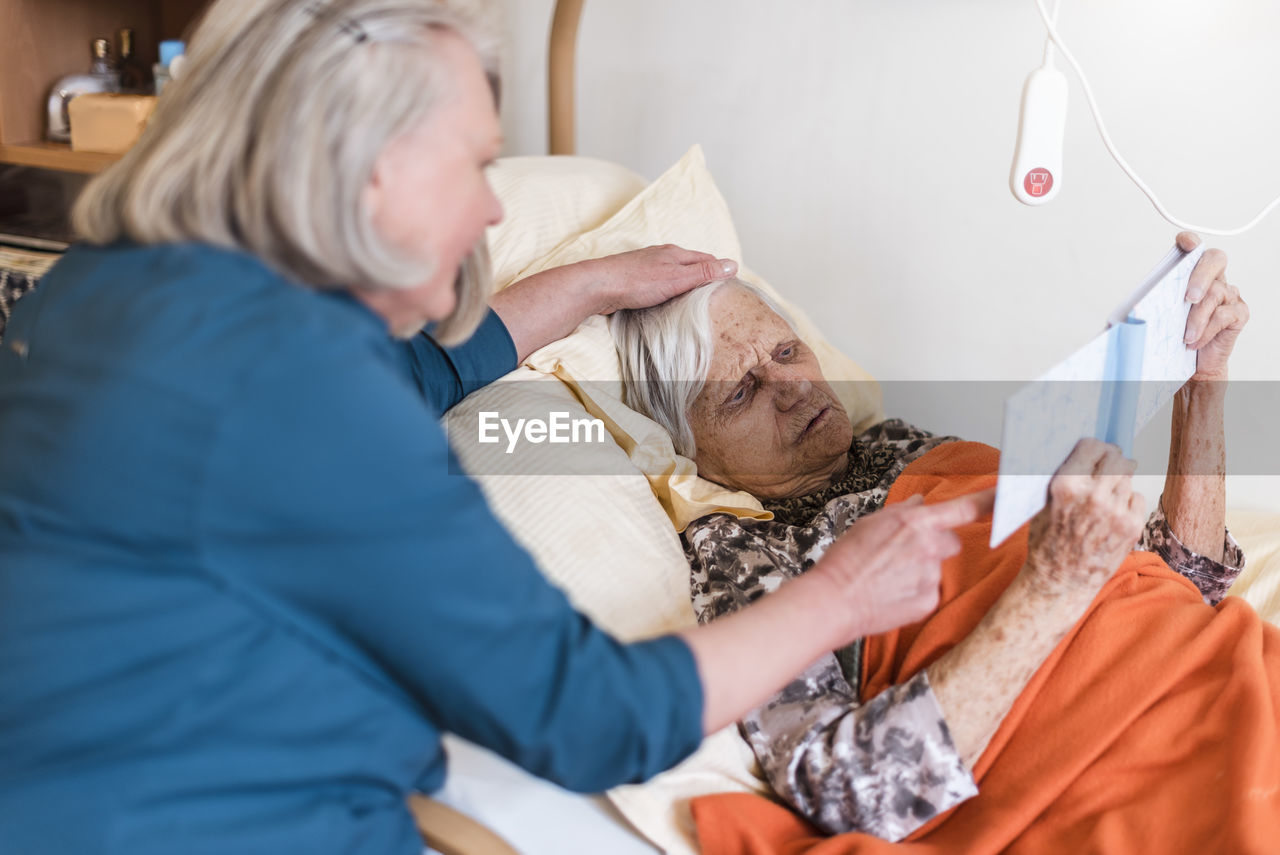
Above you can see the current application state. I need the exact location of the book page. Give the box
[1127,246,1203,431]
[990,244,1204,547]
[991,328,1112,546]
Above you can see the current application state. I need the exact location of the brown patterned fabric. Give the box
[761,433,912,527]
[1138,503,1245,605]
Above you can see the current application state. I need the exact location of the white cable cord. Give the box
[1032,0,1280,236]
[1042,0,1062,66]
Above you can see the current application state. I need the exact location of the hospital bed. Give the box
[407,3,1280,852]
[413,144,1280,855]
[3,3,1277,853]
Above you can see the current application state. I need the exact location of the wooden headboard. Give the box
[548,0,585,155]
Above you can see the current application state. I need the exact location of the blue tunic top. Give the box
[0,243,703,855]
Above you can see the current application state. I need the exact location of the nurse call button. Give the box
[1024,168,1054,197]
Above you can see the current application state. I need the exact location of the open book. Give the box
[990,244,1206,546]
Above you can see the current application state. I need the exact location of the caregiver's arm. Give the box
[490,245,738,362]
[398,308,518,413]
[926,440,1147,770]
[396,246,737,411]
[210,341,999,797]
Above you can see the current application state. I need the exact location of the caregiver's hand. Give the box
[1176,231,1249,383]
[816,489,996,638]
[1025,438,1146,598]
[490,245,737,362]
[589,245,739,315]
[681,488,993,734]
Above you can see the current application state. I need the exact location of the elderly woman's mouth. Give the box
[798,407,830,441]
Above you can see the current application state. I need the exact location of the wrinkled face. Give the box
[688,287,854,498]
[360,29,504,337]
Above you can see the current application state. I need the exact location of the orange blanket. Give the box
[693,442,1280,854]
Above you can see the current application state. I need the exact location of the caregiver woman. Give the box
[0,2,987,853]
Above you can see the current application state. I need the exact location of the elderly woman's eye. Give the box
[726,380,754,407]
[779,346,795,359]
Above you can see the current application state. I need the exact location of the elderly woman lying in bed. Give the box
[609,235,1260,844]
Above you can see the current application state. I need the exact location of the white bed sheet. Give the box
[428,734,660,855]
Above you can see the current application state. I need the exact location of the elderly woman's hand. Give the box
[815,488,996,639]
[1024,439,1147,598]
[1150,233,1243,563]
[589,245,738,315]
[921,444,1142,769]
[1176,232,1249,383]
[915,442,1143,767]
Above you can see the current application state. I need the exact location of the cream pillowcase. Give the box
[1225,510,1280,625]
[485,155,648,291]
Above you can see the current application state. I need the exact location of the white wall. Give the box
[494,0,1280,511]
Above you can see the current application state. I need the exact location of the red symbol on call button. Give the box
[1024,168,1054,197]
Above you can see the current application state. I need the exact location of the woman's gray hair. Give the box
[73,0,500,345]
[610,278,797,458]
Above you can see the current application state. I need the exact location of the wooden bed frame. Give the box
[410,792,520,855]
[549,0,586,155]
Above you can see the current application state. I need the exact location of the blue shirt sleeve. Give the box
[396,308,518,414]
[199,336,703,792]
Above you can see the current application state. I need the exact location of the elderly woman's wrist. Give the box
[1181,374,1229,399]
[1017,561,1102,611]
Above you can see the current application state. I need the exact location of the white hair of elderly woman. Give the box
[610,278,797,458]
[73,0,499,345]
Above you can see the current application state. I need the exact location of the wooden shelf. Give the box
[0,142,121,174]
[0,0,208,174]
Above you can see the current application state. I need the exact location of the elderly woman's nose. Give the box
[770,373,813,410]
